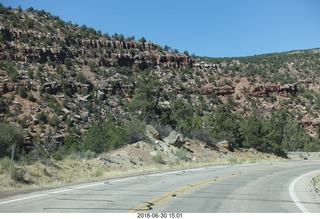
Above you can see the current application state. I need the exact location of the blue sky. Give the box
[1,0,320,57]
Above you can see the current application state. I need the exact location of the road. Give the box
[0,161,320,213]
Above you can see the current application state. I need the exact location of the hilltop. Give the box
[1,4,320,184]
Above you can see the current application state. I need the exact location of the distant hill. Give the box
[1,4,320,162]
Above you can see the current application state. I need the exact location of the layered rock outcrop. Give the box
[0,26,194,69]
[201,84,235,95]
[249,83,297,97]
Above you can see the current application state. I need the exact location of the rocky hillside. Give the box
[0,124,283,191]
[199,49,320,135]
[1,5,320,161]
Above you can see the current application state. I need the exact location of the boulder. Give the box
[61,108,70,114]
[80,111,89,122]
[52,134,64,145]
[78,94,92,102]
[145,125,161,141]
[74,114,81,120]
[97,90,106,100]
[163,131,185,147]
[150,151,158,157]
[216,140,234,152]
[43,82,61,94]
[31,114,39,125]
[23,132,33,147]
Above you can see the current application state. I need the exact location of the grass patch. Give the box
[152,152,165,164]
[0,157,10,174]
[174,148,188,160]
[249,157,257,163]
[315,175,320,191]
[227,156,238,165]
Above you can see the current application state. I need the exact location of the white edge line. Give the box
[289,169,320,213]
[0,183,105,205]
[0,193,47,205]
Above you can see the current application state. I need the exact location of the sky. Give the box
[1,0,320,57]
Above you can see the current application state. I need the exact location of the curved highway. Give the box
[0,161,320,213]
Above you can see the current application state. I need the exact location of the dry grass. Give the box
[0,153,285,193]
[315,175,320,191]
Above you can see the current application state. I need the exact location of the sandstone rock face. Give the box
[163,131,185,147]
[216,140,234,152]
[249,83,297,97]
[300,119,320,128]
[0,27,194,69]
[193,61,218,69]
[279,83,298,94]
[0,81,36,94]
[145,125,161,141]
[23,132,33,149]
[157,54,193,68]
[103,83,134,96]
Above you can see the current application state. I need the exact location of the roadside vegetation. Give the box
[0,104,316,188]
[0,147,284,191]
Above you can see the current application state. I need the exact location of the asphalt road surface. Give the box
[0,160,320,213]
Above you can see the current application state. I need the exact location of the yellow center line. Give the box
[128,164,294,213]
[127,167,266,213]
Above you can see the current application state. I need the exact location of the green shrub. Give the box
[249,158,257,163]
[12,167,29,183]
[0,97,8,114]
[0,157,10,174]
[91,168,103,178]
[152,152,165,164]
[36,111,48,124]
[76,72,90,84]
[123,118,147,144]
[51,151,63,161]
[17,86,28,98]
[0,122,23,158]
[149,121,173,138]
[83,150,97,159]
[67,116,126,154]
[19,150,37,164]
[6,63,19,82]
[191,129,217,147]
[27,93,37,102]
[48,115,59,128]
[175,148,188,160]
[227,156,238,165]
